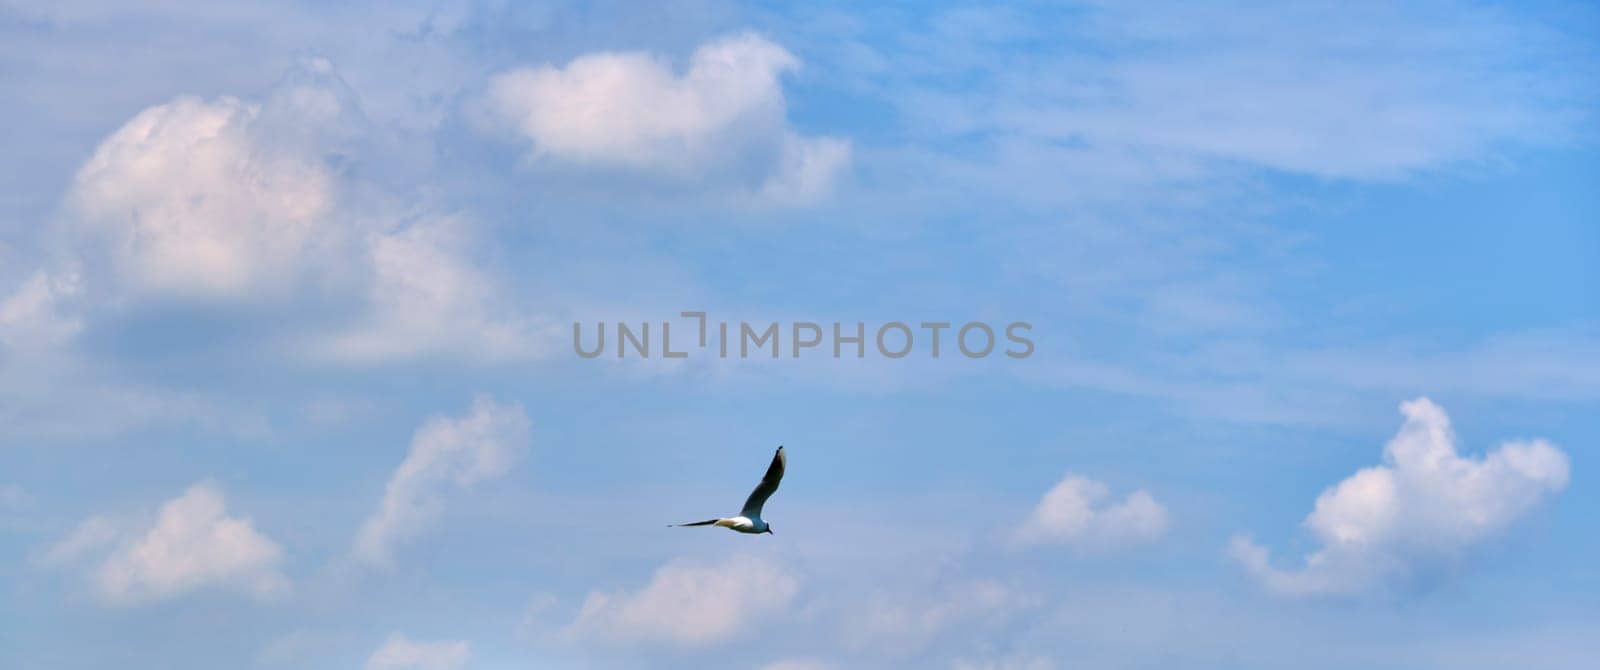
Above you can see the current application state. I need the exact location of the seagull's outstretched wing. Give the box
[740,446,785,518]
[670,519,720,527]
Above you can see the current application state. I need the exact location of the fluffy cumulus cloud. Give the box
[568,554,798,646]
[1231,397,1570,596]
[59,59,541,362]
[38,482,287,605]
[484,32,850,203]
[1011,474,1168,551]
[67,93,341,300]
[364,633,470,670]
[354,395,531,567]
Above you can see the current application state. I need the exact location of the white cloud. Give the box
[39,482,288,605]
[484,32,850,203]
[568,554,798,646]
[1012,474,1168,551]
[364,633,470,670]
[354,395,531,567]
[1231,397,1570,596]
[60,59,541,363]
[0,269,83,350]
[67,94,342,300]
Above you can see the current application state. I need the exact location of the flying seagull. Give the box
[671,446,785,534]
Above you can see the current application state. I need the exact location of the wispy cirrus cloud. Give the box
[852,1,1594,184]
[353,395,532,567]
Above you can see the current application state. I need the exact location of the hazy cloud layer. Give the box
[842,579,1040,656]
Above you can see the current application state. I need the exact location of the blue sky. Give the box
[1,1,1597,668]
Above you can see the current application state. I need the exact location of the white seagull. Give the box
[672,446,785,535]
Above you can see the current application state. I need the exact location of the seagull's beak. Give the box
[765,528,775,535]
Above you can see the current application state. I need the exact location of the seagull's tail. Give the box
[669,519,720,527]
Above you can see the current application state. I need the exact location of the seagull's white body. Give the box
[672,446,785,535]
[711,515,765,534]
